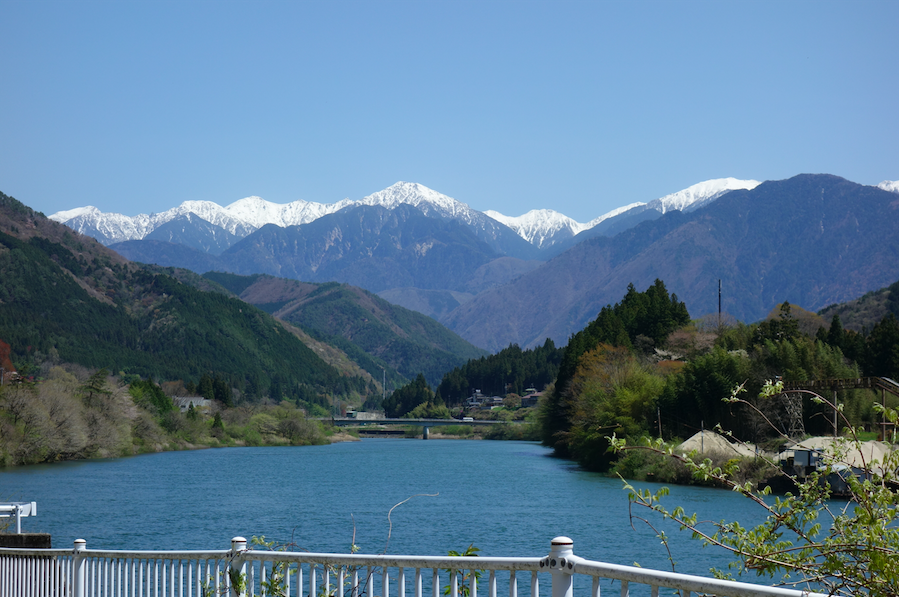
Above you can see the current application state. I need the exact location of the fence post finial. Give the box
[73,539,87,597]
[230,537,248,597]
[549,537,574,597]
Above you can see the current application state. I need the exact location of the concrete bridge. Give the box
[317,417,516,439]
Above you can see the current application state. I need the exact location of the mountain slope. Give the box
[0,190,375,401]
[546,178,761,256]
[442,174,899,351]
[205,273,487,388]
[110,239,224,272]
[145,213,238,255]
[216,204,505,293]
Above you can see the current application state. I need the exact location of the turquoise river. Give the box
[1,439,770,581]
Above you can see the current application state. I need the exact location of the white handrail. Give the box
[0,535,829,597]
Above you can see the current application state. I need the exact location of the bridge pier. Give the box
[423,426,429,440]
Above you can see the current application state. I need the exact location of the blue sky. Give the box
[2,0,897,223]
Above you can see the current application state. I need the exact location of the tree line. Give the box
[0,367,332,467]
[537,280,899,472]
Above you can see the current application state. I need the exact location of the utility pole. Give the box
[718,279,722,330]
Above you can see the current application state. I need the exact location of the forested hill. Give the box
[203,272,487,389]
[0,190,376,402]
[534,278,899,473]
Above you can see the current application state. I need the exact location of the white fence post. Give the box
[73,539,87,597]
[548,537,574,597]
[230,536,248,597]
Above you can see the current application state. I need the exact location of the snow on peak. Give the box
[483,178,759,247]
[223,195,338,229]
[49,205,103,222]
[359,182,475,220]
[877,180,899,194]
[649,178,761,214]
[584,202,647,228]
[48,177,767,250]
[485,208,587,248]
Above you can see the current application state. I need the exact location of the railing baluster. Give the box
[285,563,291,597]
[0,535,832,597]
[92,557,98,597]
[297,562,304,597]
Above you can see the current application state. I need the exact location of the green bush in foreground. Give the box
[611,381,899,596]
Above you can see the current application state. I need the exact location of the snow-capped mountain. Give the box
[50,182,497,247]
[483,178,759,249]
[222,195,346,229]
[51,177,761,252]
[485,209,587,249]
[357,182,478,222]
[647,177,761,214]
[583,202,647,228]
[878,180,899,194]
[53,201,258,244]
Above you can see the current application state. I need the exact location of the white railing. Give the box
[0,502,37,534]
[0,536,826,597]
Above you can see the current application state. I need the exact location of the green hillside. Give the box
[0,191,372,403]
[818,278,899,333]
[204,272,488,391]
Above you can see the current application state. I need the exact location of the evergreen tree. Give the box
[864,313,899,379]
[827,314,845,350]
[382,373,433,418]
[541,280,689,456]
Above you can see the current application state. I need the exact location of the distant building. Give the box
[173,397,212,412]
[520,391,543,408]
[466,390,487,408]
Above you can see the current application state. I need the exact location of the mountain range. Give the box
[51,175,899,352]
[0,190,486,399]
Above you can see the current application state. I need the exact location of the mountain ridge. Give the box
[51,178,764,251]
[440,174,899,351]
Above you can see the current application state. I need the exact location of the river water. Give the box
[1,439,767,579]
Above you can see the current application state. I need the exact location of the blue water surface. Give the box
[0,439,767,578]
